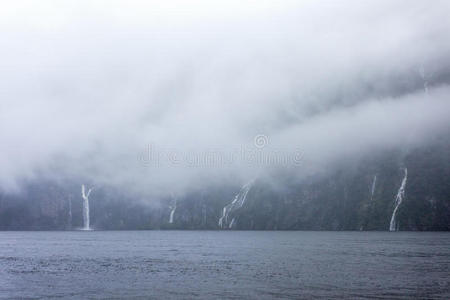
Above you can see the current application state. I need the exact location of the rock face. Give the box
[232,138,450,231]
[0,137,449,231]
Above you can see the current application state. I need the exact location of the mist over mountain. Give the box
[1,0,449,230]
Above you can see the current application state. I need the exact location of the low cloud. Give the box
[0,0,449,198]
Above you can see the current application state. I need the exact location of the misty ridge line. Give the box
[134,79,447,171]
[138,84,448,163]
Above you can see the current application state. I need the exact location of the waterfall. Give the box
[169,206,176,224]
[389,168,407,231]
[218,207,227,228]
[229,218,236,229]
[218,180,254,229]
[370,175,377,201]
[81,184,93,230]
[169,195,177,224]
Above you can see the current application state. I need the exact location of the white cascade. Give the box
[218,180,254,229]
[370,175,377,201]
[389,168,407,231]
[81,184,93,230]
[169,195,177,224]
[218,207,227,228]
[229,218,236,229]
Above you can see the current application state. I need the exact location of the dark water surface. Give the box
[0,231,449,299]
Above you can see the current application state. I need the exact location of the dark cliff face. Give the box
[229,135,450,231]
[1,136,449,231]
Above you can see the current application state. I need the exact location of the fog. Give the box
[1,0,449,198]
